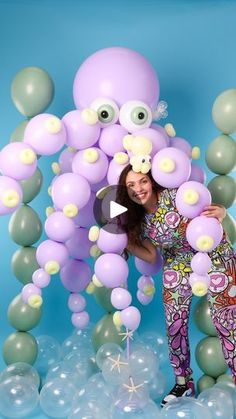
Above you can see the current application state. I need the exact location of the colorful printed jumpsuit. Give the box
[141,188,236,382]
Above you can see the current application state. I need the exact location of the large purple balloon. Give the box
[65,227,92,259]
[62,110,100,150]
[24,113,66,155]
[94,253,129,288]
[73,192,96,227]
[169,137,192,158]
[107,157,129,185]
[73,47,159,110]
[176,181,212,219]
[0,143,37,180]
[45,211,76,242]
[36,240,69,272]
[151,147,191,188]
[135,250,163,275]
[0,176,23,215]
[189,163,206,184]
[60,259,91,292]
[97,228,128,254]
[72,147,109,184]
[51,172,91,214]
[133,127,168,156]
[99,124,127,156]
[186,216,223,252]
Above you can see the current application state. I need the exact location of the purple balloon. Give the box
[175,181,212,219]
[137,290,153,305]
[68,293,86,312]
[73,47,159,110]
[58,148,76,173]
[133,127,168,156]
[186,216,223,252]
[71,311,90,329]
[151,147,191,188]
[32,268,51,288]
[0,176,23,215]
[189,163,206,184]
[73,192,96,227]
[151,123,170,145]
[72,147,109,184]
[21,283,42,305]
[65,227,91,259]
[135,250,163,275]
[189,272,210,288]
[45,211,76,242]
[99,124,127,156]
[94,253,129,288]
[137,275,155,291]
[0,142,37,180]
[169,137,192,158]
[107,157,129,185]
[120,306,141,331]
[111,287,132,310]
[62,109,100,150]
[90,176,108,192]
[97,228,128,254]
[36,239,69,271]
[24,113,66,155]
[190,252,212,275]
[60,259,91,292]
[51,172,91,213]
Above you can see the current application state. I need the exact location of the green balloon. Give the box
[93,287,115,313]
[197,374,216,393]
[222,213,236,245]
[207,175,236,208]
[216,373,234,384]
[193,298,217,336]
[9,205,42,246]
[7,294,42,331]
[11,67,54,118]
[92,314,125,352]
[195,336,228,378]
[11,246,39,285]
[212,89,236,134]
[3,331,38,365]
[20,168,43,203]
[10,120,28,142]
[205,135,236,175]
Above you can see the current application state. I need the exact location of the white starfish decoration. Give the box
[107,354,129,373]
[123,377,145,401]
[119,329,135,342]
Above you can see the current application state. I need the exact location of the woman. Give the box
[117,164,236,406]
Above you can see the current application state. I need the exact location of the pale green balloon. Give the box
[205,135,236,174]
[11,246,39,285]
[212,89,236,134]
[222,212,236,245]
[197,374,216,393]
[207,175,236,208]
[11,67,54,118]
[3,332,38,365]
[195,337,228,377]
[9,205,42,246]
[92,314,125,352]
[20,168,43,203]
[10,120,28,142]
[7,294,42,331]
[193,298,217,336]
[93,287,115,313]
[216,373,234,384]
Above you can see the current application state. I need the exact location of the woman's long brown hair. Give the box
[116,164,164,247]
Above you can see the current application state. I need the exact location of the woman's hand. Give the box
[200,204,226,223]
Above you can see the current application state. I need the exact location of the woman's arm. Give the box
[200,204,226,223]
[126,239,157,264]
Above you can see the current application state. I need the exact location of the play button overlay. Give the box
[93,185,128,233]
[110,201,127,219]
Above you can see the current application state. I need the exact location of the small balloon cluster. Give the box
[206,89,236,245]
[0,326,171,418]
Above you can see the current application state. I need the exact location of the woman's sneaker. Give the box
[161,379,195,407]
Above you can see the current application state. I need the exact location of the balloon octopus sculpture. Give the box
[0,47,224,338]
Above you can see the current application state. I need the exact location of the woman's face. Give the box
[125,170,155,206]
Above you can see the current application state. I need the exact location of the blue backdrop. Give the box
[0,0,235,416]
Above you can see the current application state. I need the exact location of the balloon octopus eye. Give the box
[142,158,146,163]
[90,98,119,126]
[119,100,152,133]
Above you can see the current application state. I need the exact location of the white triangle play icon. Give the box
[110,201,128,219]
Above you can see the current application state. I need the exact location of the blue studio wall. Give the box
[0,0,235,409]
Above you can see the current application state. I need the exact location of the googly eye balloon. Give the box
[90,97,119,127]
[119,100,153,133]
